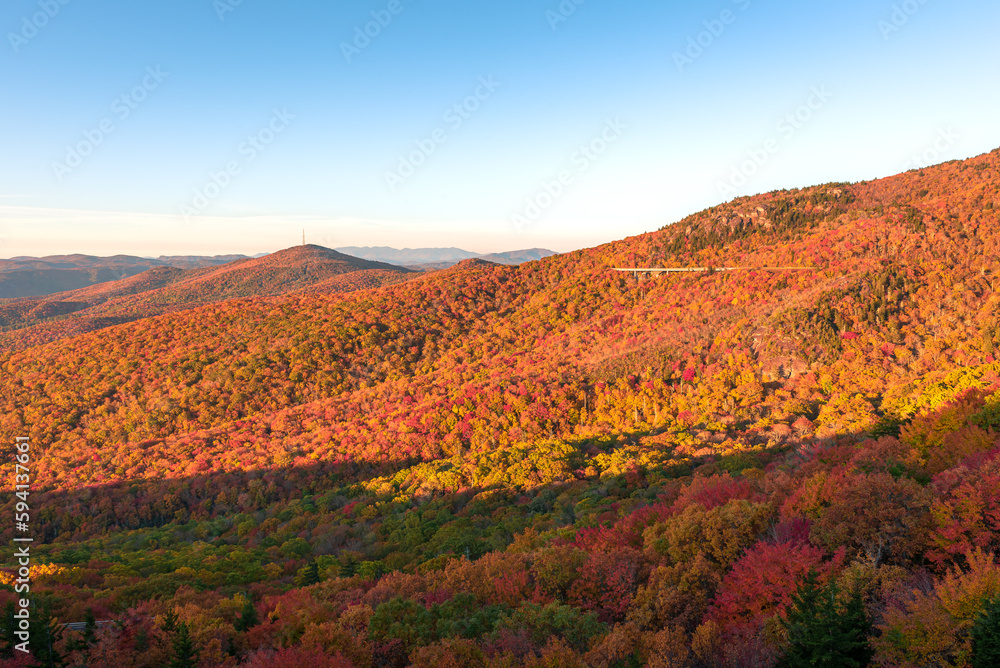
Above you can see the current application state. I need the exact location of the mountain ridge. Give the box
[0,253,252,299]
[336,245,557,269]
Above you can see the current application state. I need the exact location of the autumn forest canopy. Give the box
[4,150,1000,666]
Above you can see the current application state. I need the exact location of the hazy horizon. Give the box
[0,243,557,263]
[2,0,999,257]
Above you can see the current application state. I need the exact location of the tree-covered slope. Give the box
[2,150,1000,666]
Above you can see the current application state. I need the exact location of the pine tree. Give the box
[160,608,178,634]
[64,607,99,656]
[234,596,259,632]
[779,570,872,668]
[0,603,16,659]
[972,595,1000,668]
[339,554,358,578]
[28,603,65,668]
[81,608,97,648]
[169,621,198,668]
[134,627,150,654]
[294,559,321,587]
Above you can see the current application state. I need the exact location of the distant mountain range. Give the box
[0,247,556,300]
[0,244,557,349]
[0,253,249,299]
[335,246,557,270]
[0,246,412,349]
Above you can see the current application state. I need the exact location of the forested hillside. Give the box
[2,150,1000,666]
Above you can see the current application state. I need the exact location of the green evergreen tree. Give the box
[234,596,259,633]
[28,603,64,668]
[64,607,99,656]
[972,595,1000,668]
[169,621,199,668]
[339,554,358,578]
[160,608,178,634]
[779,570,872,668]
[81,608,97,648]
[294,559,321,587]
[0,603,16,659]
[134,627,150,655]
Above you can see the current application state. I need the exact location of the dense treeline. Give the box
[1,150,1000,666]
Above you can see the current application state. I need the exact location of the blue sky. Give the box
[1,0,998,257]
